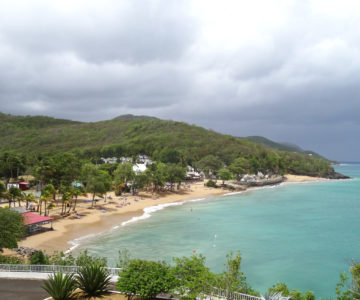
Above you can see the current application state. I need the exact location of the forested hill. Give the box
[246,136,326,160]
[0,113,335,177]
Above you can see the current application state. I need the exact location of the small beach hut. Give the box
[21,212,53,234]
[19,181,30,191]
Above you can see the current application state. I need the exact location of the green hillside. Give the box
[0,113,335,177]
[246,136,326,160]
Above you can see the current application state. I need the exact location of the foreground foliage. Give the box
[42,272,78,300]
[117,259,176,299]
[77,262,112,298]
[117,251,260,300]
[268,283,314,300]
[0,207,25,252]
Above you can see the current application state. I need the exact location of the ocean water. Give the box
[73,164,360,297]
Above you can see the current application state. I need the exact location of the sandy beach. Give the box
[284,174,329,182]
[17,175,326,253]
[18,182,226,253]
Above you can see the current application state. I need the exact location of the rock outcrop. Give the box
[325,172,350,179]
[12,247,38,257]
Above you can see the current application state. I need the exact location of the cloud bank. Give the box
[0,0,359,160]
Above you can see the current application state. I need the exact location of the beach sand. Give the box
[284,174,328,182]
[18,182,226,253]
[17,175,326,253]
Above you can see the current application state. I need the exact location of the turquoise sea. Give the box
[74,164,360,297]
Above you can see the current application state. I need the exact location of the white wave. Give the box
[121,202,184,226]
[223,191,244,196]
[187,197,206,202]
[65,197,209,253]
[65,233,98,254]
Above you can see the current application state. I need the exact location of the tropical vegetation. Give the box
[0,113,335,179]
[0,207,25,251]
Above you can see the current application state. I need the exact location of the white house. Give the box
[133,163,147,174]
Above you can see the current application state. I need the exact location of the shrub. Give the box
[30,250,50,265]
[42,272,78,300]
[117,259,176,299]
[0,254,24,264]
[77,262,111,298]
[205,180,217,188]
[75,250,107,267]
[48,251,75,266]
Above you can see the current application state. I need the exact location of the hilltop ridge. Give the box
[0,112,337,177]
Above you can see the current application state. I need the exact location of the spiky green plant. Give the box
[77,262,111,298]
[42,272,78,300]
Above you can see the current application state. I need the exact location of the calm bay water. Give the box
[74,164,360,297]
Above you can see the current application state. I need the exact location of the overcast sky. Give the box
[0,0,359,161]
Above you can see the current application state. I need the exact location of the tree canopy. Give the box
[0,207,25,251]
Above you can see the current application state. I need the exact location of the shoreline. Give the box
[18,182,226,253]
[17,175,330,254]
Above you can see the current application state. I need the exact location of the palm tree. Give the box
[8,186,21,207]
[61,192,71,215]
[25,193,36,210]
[43,272,78,300]
[3,191,12,207]
[72,187,86,212]
[0,182,6,200]
[47,201,56,216]
[40,190,52,216]
[17,192,25,207]
[77,262,111,298]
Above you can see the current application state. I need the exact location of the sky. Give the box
[0,0,359,161]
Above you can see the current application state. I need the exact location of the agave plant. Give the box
[77,262,112,298]
[42,272,78,300]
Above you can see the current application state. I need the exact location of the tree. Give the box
[35,152,80,189]
[82,164,111,207]
[30,250,50,265]
[197,155,223,177]
[114,163,135,184]
[0,207,25,251]
[351,262,360,294]
[24,193,36,210]
[336,263,360,300]
[68,186,86,212]
[268,283,314,300]
[217,168,233,185]
[147,162,168,191]
[61,191,71,215]
[172,254,216,299]
[159,148,183,164]
[132,172,150,192]
[8,186,22,207]
[0,152,25,183]
[117,259,176,300]
[217,251,248,295]
[0,182,5,198]
[166,164,186,190]
[229,158,251,179]
[40,186,55,216]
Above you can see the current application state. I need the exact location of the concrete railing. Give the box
[0,264,121,275]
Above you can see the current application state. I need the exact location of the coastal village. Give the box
[0,152,323,256]
[0,135,349,300]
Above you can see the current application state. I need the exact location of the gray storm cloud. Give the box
[0,0,359,161]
